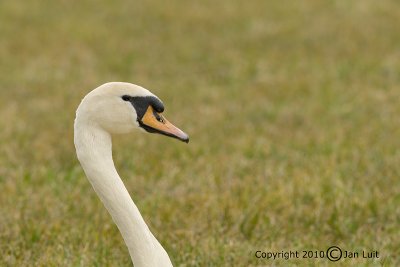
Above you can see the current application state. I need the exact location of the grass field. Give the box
[1,0,399,266]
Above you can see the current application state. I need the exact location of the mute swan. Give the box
[74,82,189,267]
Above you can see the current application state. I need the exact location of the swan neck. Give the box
[74,124,168,266]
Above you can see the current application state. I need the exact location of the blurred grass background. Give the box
[0,0,399,266]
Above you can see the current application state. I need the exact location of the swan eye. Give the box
[121,95,131,101]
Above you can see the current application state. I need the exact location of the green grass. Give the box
[1,0,399,266]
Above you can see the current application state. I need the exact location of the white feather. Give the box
[74,82,173,267]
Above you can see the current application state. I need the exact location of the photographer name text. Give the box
[255,247,379,262]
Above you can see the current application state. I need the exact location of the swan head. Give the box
[75,82,189,142]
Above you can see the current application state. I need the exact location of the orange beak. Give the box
[140,106,189,143]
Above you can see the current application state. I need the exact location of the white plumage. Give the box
[74,82,188,266]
